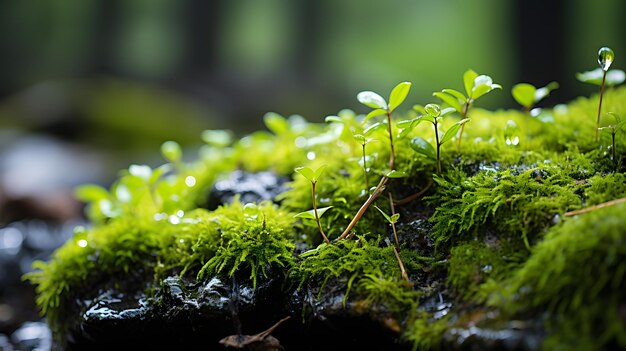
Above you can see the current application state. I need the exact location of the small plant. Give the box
[294,165,332,244]
[353,134,377,191]
[598,112,624,164]
[357,81,412,170]
[408,103,468,174]
[433,69,501,148]
[576,47,624,142]
[511,82,559,112]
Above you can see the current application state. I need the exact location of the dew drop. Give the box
[77,239,88,248]
[504,120,520,146]
[598,47,614,71]
[185,176,196,187]
[306,151,316,160]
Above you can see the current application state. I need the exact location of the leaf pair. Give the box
[294,165,327,184]
[433,69,502,113]
[576,68,625,86]
[511,82,559,110]
[358,82,412,119]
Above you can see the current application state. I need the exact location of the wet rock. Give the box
[0,334,13,351]
[205,171,290,209]
[445,321,543,351]
[10,321,52,351]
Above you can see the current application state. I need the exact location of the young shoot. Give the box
[294,165,332,244]
[433,69,501,148]
[576,47,624,142]
[511,82,559,113]
[409,103,468,175]
[598,112,624,164]
[357,81,412,170]
[353,134,377,191]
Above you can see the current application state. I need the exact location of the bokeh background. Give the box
[0,0,624,346]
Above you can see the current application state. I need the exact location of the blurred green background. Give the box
[0,0,624,186]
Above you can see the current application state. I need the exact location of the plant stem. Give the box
[434,121,442,175]
[337,177,387,240]
[394,178,433,205]
[312,182,330,244]
[612,131,616,164]
[388,192,399,249]
[457,100,471,148]
[596,70,607,143]
[564,196,626,217]
[386,111,396,170]
[392,246,409,281]
[362,143,369,190]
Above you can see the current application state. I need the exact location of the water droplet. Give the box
[153,213,167,221]
[176,210,185,217]
[504,120,520,146]
[481,265,493,273]
[185,176,196,187]
[306,151,316,160]
[295,136,307,148]
[598,47,614,71]
[77,239,88,248]
[168,215,181,225]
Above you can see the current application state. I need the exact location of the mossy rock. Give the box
[26,87,626,350]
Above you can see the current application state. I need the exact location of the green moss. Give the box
[290,236,427,309]
[404,312,449,351]
[485,203,626,350]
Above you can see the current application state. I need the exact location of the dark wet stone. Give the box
[445,321,544,351]
[205,170,290,209]
[10,321,52,351]
[0,334,12,351]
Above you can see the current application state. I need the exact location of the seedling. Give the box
[511,82,559,112]
[408,103,469,174]
[353,134,377,190]
[357,81,412,170]
[598,112,624,164]
[375,205,400,248]
[294,165,332,244]
[576,47,623,142]
[433,69,501,148]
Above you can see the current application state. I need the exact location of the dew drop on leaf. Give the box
[598,47,614,71]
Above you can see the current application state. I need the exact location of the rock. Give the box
[10,322,52,351]
[205,171,289,209]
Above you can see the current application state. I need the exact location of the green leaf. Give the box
[440,107,456,117]
[418,114,436,124]
[75,184,110,203]
[128,164,152,182]
[161,141,182,163]
[433,92,463,112]
[314,165,327,181]
[472,81,501,100]
[149,164,172,185]
[357,91,387,110]
[201,129,233,147]
[576,68,626,86]
[464,69,479,96]
[511,83,536,109]
[440,123,461,145]
[424,103,441,117]
[374,205,393,223]
[294,167,315,182]
[325,115,342,123]
[363,121,388,136]
[388,82,412,112]
[390,213,400,223]
[410,136,436,160]
[295,206,333,220]
[534,81,559,103]
[441,88,466,101]
[412,104,426,114]
[386,170,408,178]
[264,112,289,134]
[365,108,387,121]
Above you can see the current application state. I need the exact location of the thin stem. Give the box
[386,110,396,170]
[392,246,409,281]
[434,120,441,175]
[312,182,330,244]
[564,196,626,217]
[388,192,399,249]
[362,143,369,190]
[596,70,607,143]
[612,131,616,163]
[457,100,471,148]
[337,177,388,240]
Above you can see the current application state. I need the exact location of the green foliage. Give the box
[576,68,625,86]
[196,200,296,288]
[486,203,626,350]
[290,236,426,308]
[428,167,582,248]
[511,82,559,110]
[404,313,449,351]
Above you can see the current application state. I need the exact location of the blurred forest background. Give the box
[0,0,624,221]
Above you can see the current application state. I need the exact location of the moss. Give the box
[485,203,626,350]
[290,236,427,309]
[404,312,449,351]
